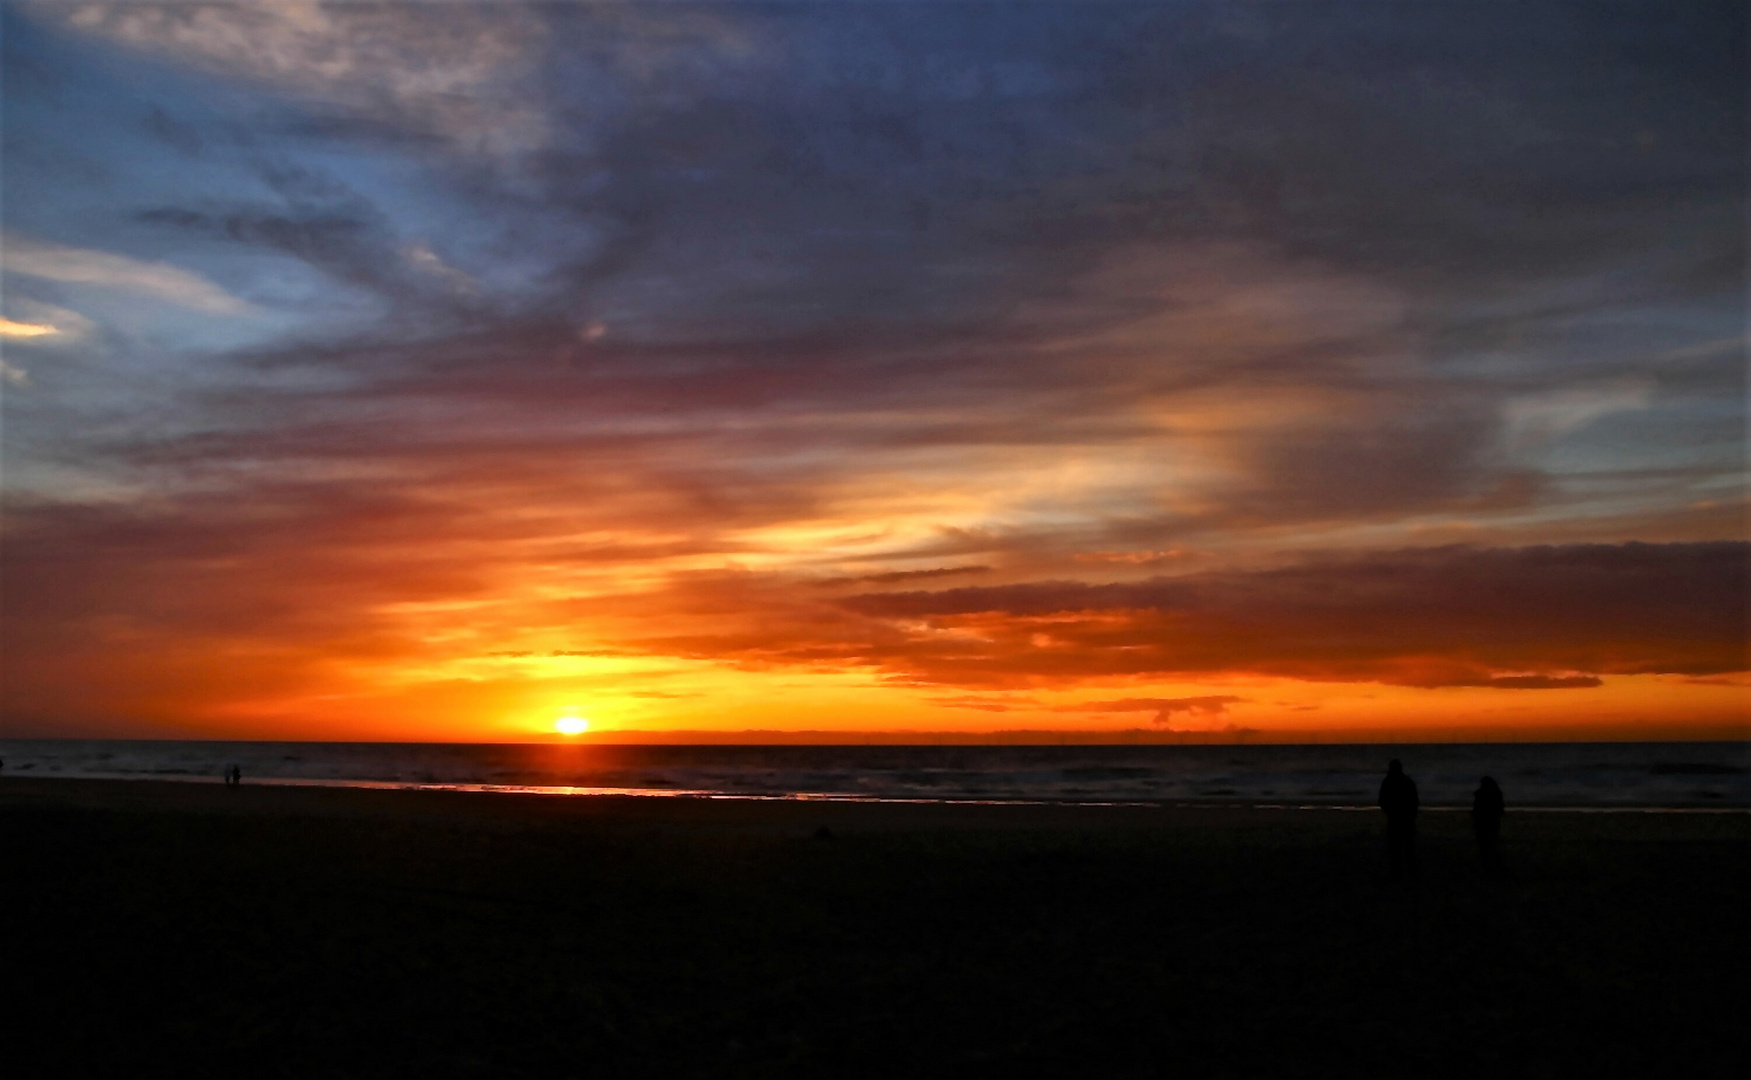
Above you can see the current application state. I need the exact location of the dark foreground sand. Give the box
[5,778,1746,1079]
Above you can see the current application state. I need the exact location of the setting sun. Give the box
[1,1,1741,750]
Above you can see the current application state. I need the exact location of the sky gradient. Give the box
[2,1,1745,742]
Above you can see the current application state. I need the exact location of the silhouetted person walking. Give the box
[1378,759,1419,879]
[1472,776,1504,875]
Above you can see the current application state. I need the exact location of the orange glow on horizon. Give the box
[6,529,1741,743]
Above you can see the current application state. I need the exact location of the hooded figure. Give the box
[1472,776,1505,874]
[1378,759,1419,879]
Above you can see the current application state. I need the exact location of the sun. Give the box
[554,715,590,735]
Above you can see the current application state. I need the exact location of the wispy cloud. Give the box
[0,318,55,338]
[3,234,249,313]
[51,0,546,155]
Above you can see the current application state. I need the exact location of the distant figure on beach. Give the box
[1472,776,1504,874]
[1378,759,1419,879]
[226,765,242,787]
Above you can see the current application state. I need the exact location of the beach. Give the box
[6,777,1746,1078]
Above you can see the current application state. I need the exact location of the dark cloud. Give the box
[141,203,387,287]
[134,159,471,307]
[142,106,202,156]
[1062,696,1245,726]
[822,566,994,587]
[1481,675,1603,690]
[827,542,1748,687]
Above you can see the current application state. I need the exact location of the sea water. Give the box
[0,740,1745,808]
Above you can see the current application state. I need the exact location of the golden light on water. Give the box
[555,716,590,735]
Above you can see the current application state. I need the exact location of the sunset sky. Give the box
[2,1,1744,742]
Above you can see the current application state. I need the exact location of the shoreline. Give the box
[3,771,1746,813]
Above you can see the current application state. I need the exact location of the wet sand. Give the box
[5,777,1746,1077]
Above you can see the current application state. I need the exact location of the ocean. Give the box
[1,739,1745,808]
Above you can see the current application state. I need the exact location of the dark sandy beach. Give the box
[5,778,1746,1078]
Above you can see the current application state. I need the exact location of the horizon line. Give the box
[4,726,1746,746]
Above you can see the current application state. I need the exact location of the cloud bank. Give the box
[1,2,1742,736]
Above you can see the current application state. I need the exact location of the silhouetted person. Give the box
[1378,759,1419,879]
[1472,776,1504,875]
